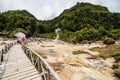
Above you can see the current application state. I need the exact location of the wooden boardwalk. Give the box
[0,44,42,80]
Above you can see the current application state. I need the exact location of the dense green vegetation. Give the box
[44,2,120,43]
[0,2,120,43]
[0,10,47,37]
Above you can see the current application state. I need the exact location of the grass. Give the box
[72,50,89,55]
[90,47,101,51]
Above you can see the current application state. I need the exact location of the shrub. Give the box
[90,47,101,51]
[112,63,119,69]
[99,53,108,59]
[115,56,120,62]
[103,38,115,45]
[72,50,89,55]
[110,52,120,57]
[114,68,120,78]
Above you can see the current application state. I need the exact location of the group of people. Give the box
[17,37,26,44]
[15,32,26,44]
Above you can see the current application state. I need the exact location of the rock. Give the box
[84,75,96,80]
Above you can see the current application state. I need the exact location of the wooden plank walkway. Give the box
[0,44,42,80]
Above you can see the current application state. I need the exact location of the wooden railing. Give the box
[22,45,61,80]
[0,43,14,64]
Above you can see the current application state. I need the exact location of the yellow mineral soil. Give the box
[27,40,116,80]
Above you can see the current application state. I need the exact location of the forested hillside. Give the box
[0,2,120,43]
[0,10,46,37]
[44,2,120,43]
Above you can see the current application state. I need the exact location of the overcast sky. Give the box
[0,0,120,20]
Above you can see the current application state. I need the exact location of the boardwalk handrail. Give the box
[0,43,14,64]
[22,45,61,80]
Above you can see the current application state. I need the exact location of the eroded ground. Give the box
[27,40,116,80]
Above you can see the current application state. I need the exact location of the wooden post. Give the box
[47,68,50,80]
[5,46,7,53]
[1,49,4,62]
[30,51,34,65]
[41,61,46,80]
[0,51,2,64]
[38,58,42,74]
[34,57,39,67]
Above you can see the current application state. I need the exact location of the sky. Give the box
[0,0,120,20]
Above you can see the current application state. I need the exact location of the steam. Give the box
[15,32,26,42]
[54,28,61,41]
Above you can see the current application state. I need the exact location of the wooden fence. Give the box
[0,43,14,64]
[22,45,61,80]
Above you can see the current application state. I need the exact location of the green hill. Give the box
[0,10,46,37]
[47,2,110,31]
[43,2,120,42]
[0,2,120,43]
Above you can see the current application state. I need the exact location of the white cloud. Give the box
[0,0,120,20]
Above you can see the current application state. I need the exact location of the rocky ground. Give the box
[27,40,116,80]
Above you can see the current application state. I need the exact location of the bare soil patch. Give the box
[27,40,116,80]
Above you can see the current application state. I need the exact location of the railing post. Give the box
[40,61,45,80]
[37,58,41,73]
[30,51,34,65]
[5,45,7,53]
[1,49,4,62]
[0,51,2,64]
[47,68,50,80]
